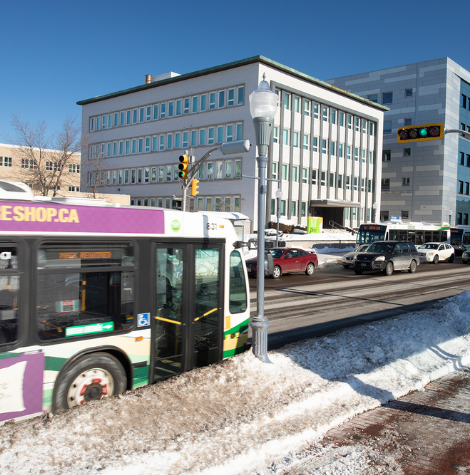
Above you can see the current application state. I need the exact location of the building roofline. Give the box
[76,55,388,111]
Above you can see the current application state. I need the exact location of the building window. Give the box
[353,177,358,191]
[68,186,80,192]
[462,94,468,108]
[383,150,391,161]
[322,139,327,154]
[1,157,12,167]
[458,180,463,193]
[207,163,213,180]
[466,182,470,195]
[322,106,328,122]
[293,132,299,148]
[313,103,319,119]
[339,143,343,158]
[68,164,80,173]
[311,170,317,185]
[339,112,344,126]
[304,100,310,116]
[384,120,392,134]
[368,179,372,192]
[362,150,366,162]
[383,92,393,104]
[282,164,288,181]
[338,174,343,188]
[347,115,352,129]
[280,200,286,216]
[354,147,358,161]
[272,162,277,180]
[292,166,298,182]
[329,172,335,187]
[303,134,309,150]
[331,110,336,124]
[320,171,326,186]
[227,88,235,107]
[369,122,375,136]
[346,145,351,160]
[330,141,336,156]
[209,92,216,109]
[294,96,300,113]
[404,118,412,126]
[291,201,297,217]
[283,129,289,146]
[218,90,225,108]
[404,148,411,156]
[284,93,290,110]
[355,117,359,131]
[273,126,278,143]
[369,151,373,164]
[405,88,413,97]
[402,210,409,219]
[312,136,318,152]
[346,176,350,190]
[201,94,207,111]
[367,94,378,103]
[382,178,390,191]
[302,167,308,184]
[460,152,465,165]
[467,154,470,167]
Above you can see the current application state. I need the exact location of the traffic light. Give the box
[178,155,189,179]
[191,178,199,196]
[397,123,444,143]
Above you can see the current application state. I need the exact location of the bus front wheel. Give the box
[53,352,127,411]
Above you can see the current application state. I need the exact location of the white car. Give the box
[418,243,455,264]
[341,244,370,268]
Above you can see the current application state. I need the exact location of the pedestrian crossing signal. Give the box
[397,123,444,143]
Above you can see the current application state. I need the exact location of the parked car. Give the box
[462,249,470,264]
[341,244,370,268]
[418,243,455,264]
[354,241,420,276]
[246,247,318,279]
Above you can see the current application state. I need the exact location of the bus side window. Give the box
[0,246,20,346]
[229,251,247,314]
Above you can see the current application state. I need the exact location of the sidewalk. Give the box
[285,371,470,474]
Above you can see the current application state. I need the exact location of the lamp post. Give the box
[373,202,378,223]
[249,74,278,364]
[276,188,283,247]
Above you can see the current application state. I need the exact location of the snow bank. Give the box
[1,293,470,475]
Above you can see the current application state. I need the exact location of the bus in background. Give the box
[0,181,249,424]
[356,222,451,246]
[450,226,470,254]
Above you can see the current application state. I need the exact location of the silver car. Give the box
[341,244,370,268]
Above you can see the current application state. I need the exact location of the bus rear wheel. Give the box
[53,352,127,411]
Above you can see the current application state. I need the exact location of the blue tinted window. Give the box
[236,123,242,140]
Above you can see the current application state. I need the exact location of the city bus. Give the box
[0,181,249,424]
[449,226,470,254]
[356,222,451,246]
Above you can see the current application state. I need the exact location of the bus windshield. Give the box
[356,229,386,244]
[450,229,463,246]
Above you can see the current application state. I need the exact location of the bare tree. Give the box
[81,146,108,198]
[6,114,85,196]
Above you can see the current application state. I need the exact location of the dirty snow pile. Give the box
[1,293,470,475]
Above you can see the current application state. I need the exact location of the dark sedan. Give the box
[246,247,318,279]
[354,241,420,276]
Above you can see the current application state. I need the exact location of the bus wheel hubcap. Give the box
[67,368,114,408]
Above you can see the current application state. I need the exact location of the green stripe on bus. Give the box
[132,365,149,387]
[223,345,247,358]
[43,388,53,407]
[45,356,67,372]
[224,317,249,337]
[0,352,22,360]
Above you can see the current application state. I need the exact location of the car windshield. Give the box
[357,244,369,252]
[367,243,394,254]
[268,249,284,259]
[421,244,439,250]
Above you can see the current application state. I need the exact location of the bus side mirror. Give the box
[264,252,274,276]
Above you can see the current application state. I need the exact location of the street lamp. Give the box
[249,74,278,364]
[276,188,283,247]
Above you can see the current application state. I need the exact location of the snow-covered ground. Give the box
[2,288,470,474]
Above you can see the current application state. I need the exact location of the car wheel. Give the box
[53,352,127,411]
[272,265,282,279]
[384,261,394,276]
[408,260,417,273]
[433,254,439,264]
[449,254,455,263]
[354,270,363,275]
[305,262,315,276]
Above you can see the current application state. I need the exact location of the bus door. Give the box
[152,243,224,381]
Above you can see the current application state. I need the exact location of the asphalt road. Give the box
[248,256,470,350]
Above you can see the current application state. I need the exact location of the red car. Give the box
[246,247,318,279]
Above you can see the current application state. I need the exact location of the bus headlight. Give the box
[375,256,385,261]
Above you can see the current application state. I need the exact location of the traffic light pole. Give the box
[445,129,470,139]
[179,140,251,212]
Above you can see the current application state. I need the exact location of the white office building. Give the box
[77,56,387,231]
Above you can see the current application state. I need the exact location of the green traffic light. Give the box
[419,128,428,137]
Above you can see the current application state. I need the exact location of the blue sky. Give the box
[1,0,469,141]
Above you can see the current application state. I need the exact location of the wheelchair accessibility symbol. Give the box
[137,313,150,327]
